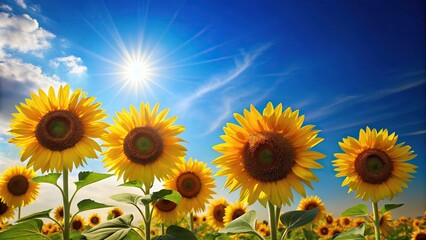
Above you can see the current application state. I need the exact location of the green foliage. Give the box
[17,209,53,223]
[280,207,319,231]
[340,204,369,217]
[74,171,113,191]
[333,223,365,240]
[48,231,85,240]
[82,214,136,240]
[379,203,404,214]
[111,193,143,205]
[218,210,264,240]
[141,189,182,205]
[152,225,198,240]
[0,219,46,240]
[31,173,61,185]
[119,180,143,189]
[303,228,318,240]
[77,199,112,213]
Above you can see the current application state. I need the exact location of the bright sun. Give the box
[123,59,153,85]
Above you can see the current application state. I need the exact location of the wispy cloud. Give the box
[402,130,426,136]
[0,4,12,11]
[50,55,88,76]
[15,0,27,9]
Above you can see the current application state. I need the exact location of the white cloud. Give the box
[15,0,27,9]
[0,4,13,11]
[50,55,88,76]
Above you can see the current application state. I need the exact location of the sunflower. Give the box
[71,215,86,232]
[333,127,417,202]
[102,102,186,187]
[223,201,248,225]
[324,213,334,225]
[207,198,228,231]
[213,102,325,206]
[9,85,108,173]
[412,228,426,240]
[164,158,215,213]
[152,199,183,225]
[88,213,101,227]
[0,166,39,207]
[256,223,270,237]
[297,195,326,224]
[379,211,393,236]
[338,216,352,229]
[353,217,365,228]
[53,205,64,222]
[0,198,14,222]
[0,221,10,232]
[330,225,343,238]
[412,218,424,229]
[316,223,331,239]
[108,207,124,219]
[192,214,200,227]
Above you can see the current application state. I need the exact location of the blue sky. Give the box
[0,0,425,222]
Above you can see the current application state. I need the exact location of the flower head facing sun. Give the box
[297,195,326,224]
[213,102,325,206]
[333,127,417,202]
[108,207,124,219]
[0,198,15,222]
[53,205,64,222]
[223,201,248,226]
[164,158,215,213]
[102,102,186,187]
[0,166,39,207]
[152,199,182,225]
[9,85,108,172]
[71,215,86,232]
[207,198,228,231]
[88,213,101,227]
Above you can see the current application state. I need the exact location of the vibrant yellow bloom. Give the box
[192,214,200,227]
[102,102,186,187]
[412,218,423,229]
[379,211,393,236]
[223,201,248,225]
[0,221,10,232]
[352,217,365,228]
[333,127,417,202]
[41,222,61,235]
[297,195,326,223]
[213,102,325,206]
[316,223,331,239]
[256,223,270,237]
[330,225,343,238]
[88,213,101,227]
[0,198,14,222]
[412,228,426,240]
[338,216,352,229]
[164,158,215,213]
[53,205,64,222]
[324,213,334,225]
[152,199,183,225]
[0,166,39,207]
[108,207,124,219]
[9,85,108,172]
[71,215,85,232]
[207,198,228,231]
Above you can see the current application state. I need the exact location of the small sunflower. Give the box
[324,213,334,225]
[213,102,325,206]
[53,205,64,222]
[9,85,108,172]
[223,201,248,225]
[207,198,228,231]
[353,217,365,227]
[412,218,424,229]
[338,216,352,229]
[333,127,417,202]
[0,198,14,222]
[164,158,215,213]
[108,207,124,219]
[256,223,270,237]
[330,225,343,238]
[379,211,393,236]
[0,166,39,207]
[316,223,331,239]
[297,195,326,223]
[102,102,186,187]
[192,214,200,227]
[150,228,159,237]
[152,199,182,225]
[71,215,86,232]
[412,228,426,240]
[88,213,101,227]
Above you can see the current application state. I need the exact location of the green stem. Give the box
[268,201,278,240]
[62,168,70,240]
[144,185,151,240]
[161,223,165,235]
[18,206,21,220]
[190,212,194,232]
[372,201,381,240]
[280,228,289,240]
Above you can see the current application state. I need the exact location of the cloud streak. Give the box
[50,55,88,76]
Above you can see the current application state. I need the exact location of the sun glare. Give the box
[123,58,153,86]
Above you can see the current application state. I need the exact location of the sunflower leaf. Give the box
[340,204,369,217]
[47,230,85,240]
[119,180,143,189]
[82,214,134,240]
[152,225,197,240]
[141,189,182,205]
[77,199,112,213]
[74,171,113,191]
[16,208,53,223]
[280,207,319,230]
[218,210,265,240]
[379,203,404,214]
[0,219,46,240]
[31,173,61,185]
[333,223,366,239]
[111,193,142,205]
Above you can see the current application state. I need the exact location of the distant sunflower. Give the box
[207,198,228,231]
[297,195,326,223]
[412,219,423,229]
[88,213,101,227]
[353,218,365,228]
[108,207,123,219]
[411,228,426,240]
[316,224,331,239]
[0,166,39,207]
[333,127,417,202]
[213,102,325,206]
[102,102,186,187]
[71,215,86,232]
[9,85,108,172]
[152,199,182,225]
[330,225,343,237]
[164,158,215,213]
[338,216,352,229]
[0,198,14,222]
[192,214,200,227]
[53,205,64,222]
[256,223,270,237]
[223,201,248,225]
[379,211,393,236]
[325,213,334,225]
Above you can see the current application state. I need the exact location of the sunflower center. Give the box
[242,131,295,182]
[176,172,202,198]
[59,209,64,217]
[0,201,7,215]
[7,175,29,196]
[416,233,426,240]
[305,203,318,210]
[326,216,333,224]
[213,204,226,222]
[355,149,393,184]
[72,220,82,230]
[155,200,177,212]
[91,216,99,224]
[35,110,83,151]
[320,227,329,235]
[232,209,246,220]
[123,127,163,165]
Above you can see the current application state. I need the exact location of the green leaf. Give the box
[280,207,319,231]
[333,223,365,240]
[48,231,85,240]
[303,228,317,240]
[0,219,46,240]
[153,225,198,240]
[119,180,142,189]
[141,189,182,205]
[218,210,264,240]
[111,193,142,205]
[379,203,404,214]
[82,214,134,240]
[77,199,112,213]
[31,173,61,185]
[122,230,142,240]
[17,209,53,223]
[74,171,113,191]
[341,204,369,217]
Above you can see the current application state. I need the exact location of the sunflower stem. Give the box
[161,223,165,235]
[62,168,70,240]
[18,206,21,220]
[144,184,151,240]
[372,201,381,240]
[190,212,194,232]
[268,201,278,240]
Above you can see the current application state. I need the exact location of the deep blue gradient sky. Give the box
[0,0,425,220]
